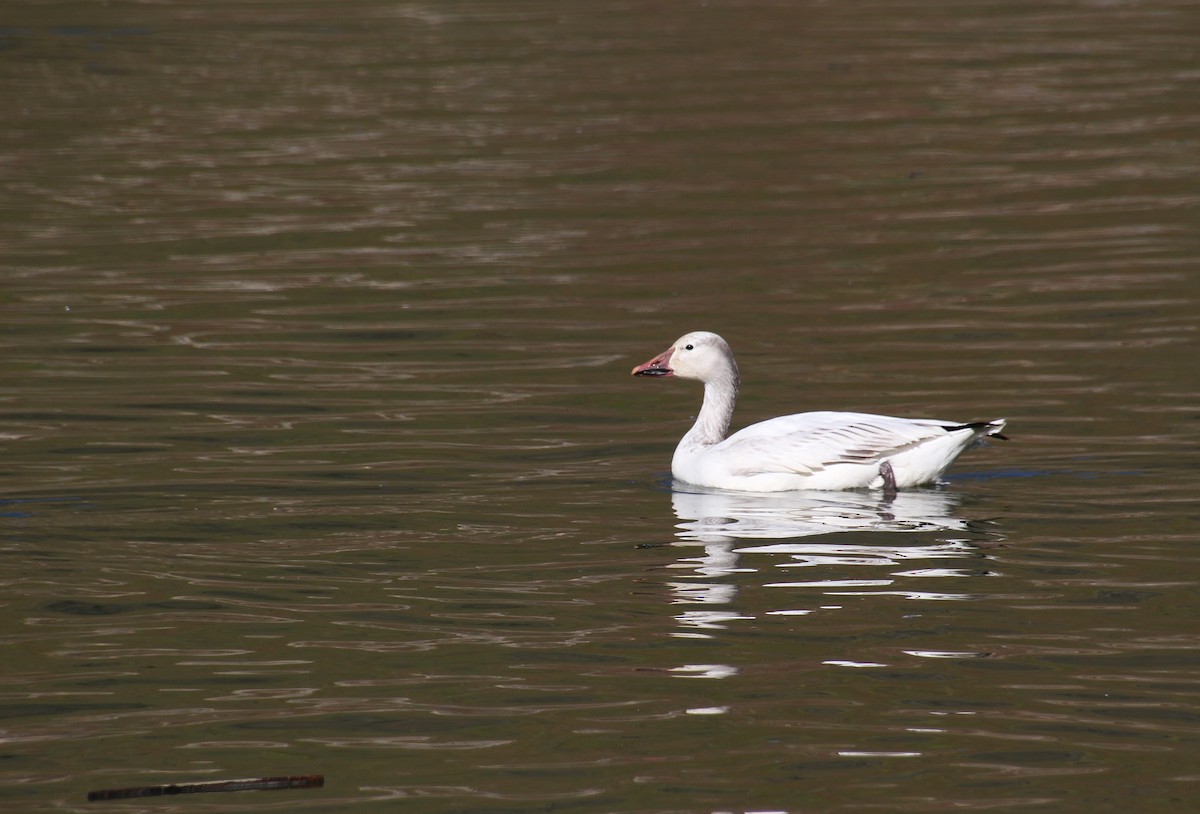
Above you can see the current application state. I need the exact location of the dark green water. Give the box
[2,1,1198,812]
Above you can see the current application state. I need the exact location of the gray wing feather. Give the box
[718,412,953,477]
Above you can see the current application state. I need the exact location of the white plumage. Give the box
[632,331,1006,492]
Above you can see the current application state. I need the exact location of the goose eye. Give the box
[685,344,694,350]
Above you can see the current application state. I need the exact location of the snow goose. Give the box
[631,331,1006,492]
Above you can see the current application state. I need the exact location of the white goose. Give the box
[632,331,1006,492]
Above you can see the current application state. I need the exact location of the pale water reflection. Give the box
[665,486,995,640]
[672,484,973,541]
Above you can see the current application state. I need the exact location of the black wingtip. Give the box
[944,421,1009,441]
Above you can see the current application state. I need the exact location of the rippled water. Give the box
[3,0,1199,812]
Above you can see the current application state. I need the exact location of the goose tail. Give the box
[947,418,1008,445]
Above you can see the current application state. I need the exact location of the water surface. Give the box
[2,1,1199,812]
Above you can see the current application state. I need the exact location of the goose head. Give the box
[631,331,737,384]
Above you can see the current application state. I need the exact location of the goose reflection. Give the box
[672,485,968,543]
[664,485,990,644]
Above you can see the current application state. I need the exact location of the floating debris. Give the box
[87,774,324,801]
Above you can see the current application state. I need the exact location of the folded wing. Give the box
[718,411,961,477]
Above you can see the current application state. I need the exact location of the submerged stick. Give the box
[87,774,323,801]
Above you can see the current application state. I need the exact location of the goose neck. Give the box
[685,370,739,447]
